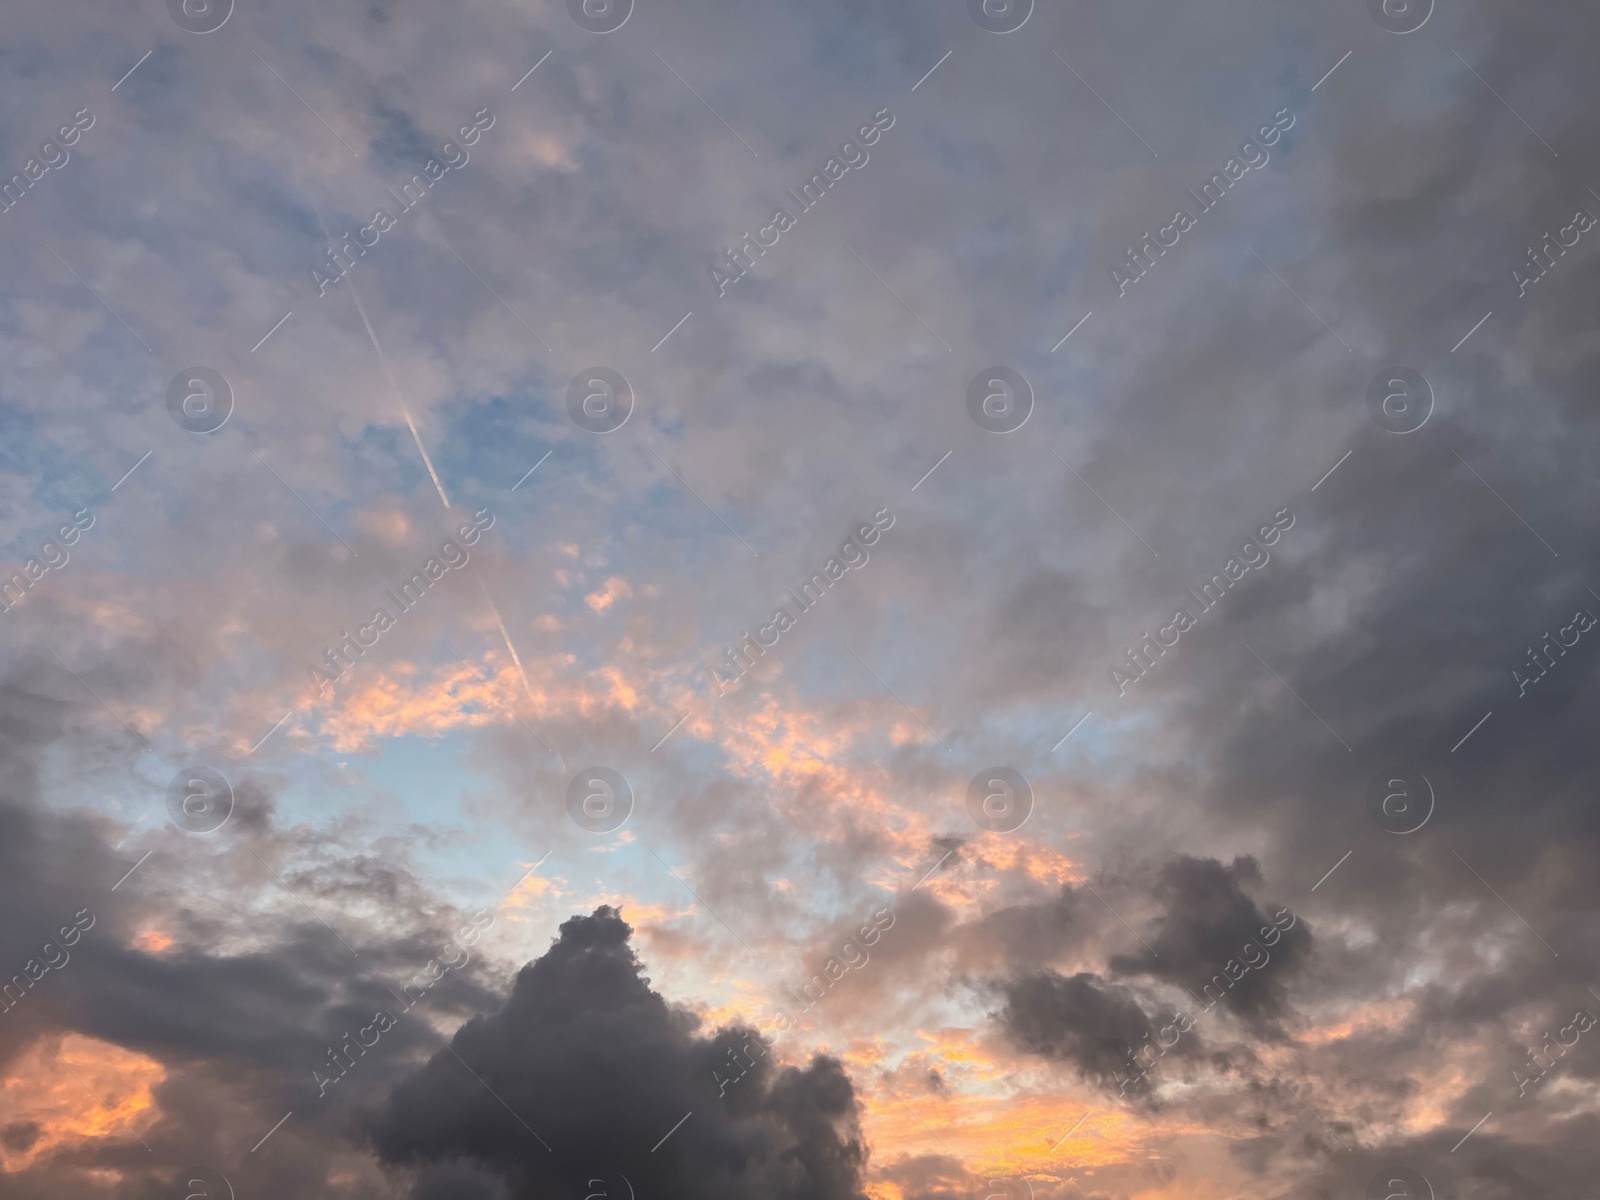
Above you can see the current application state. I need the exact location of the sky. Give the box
[0,0,1597,1197]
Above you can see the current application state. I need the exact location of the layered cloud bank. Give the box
[2,0,1600,1197]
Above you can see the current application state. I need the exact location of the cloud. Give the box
[0,658,517,1197]
[2,0,1600,1195]
[372,907,870,1200]
[995,971,1163,1097]
[990,856,1316,1104]
[1108,856,1311,1031]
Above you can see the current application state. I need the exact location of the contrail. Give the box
[313,209,452,510]
[347,281,453,511]
[479,579,535,704]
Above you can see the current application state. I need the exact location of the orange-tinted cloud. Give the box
[585,576,633,613]
[0,1034,164,1172]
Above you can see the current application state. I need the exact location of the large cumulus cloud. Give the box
[372,906,868,1200]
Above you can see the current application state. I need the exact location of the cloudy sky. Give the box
[0,0,1597,1197]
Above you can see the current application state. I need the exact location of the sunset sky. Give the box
[0,1,1597,1198]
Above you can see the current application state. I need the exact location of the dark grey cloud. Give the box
[372,906,869,1200]
[996,971,1167,1098]
[1109,855,1311,1032]
[990,856,1325,1115]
